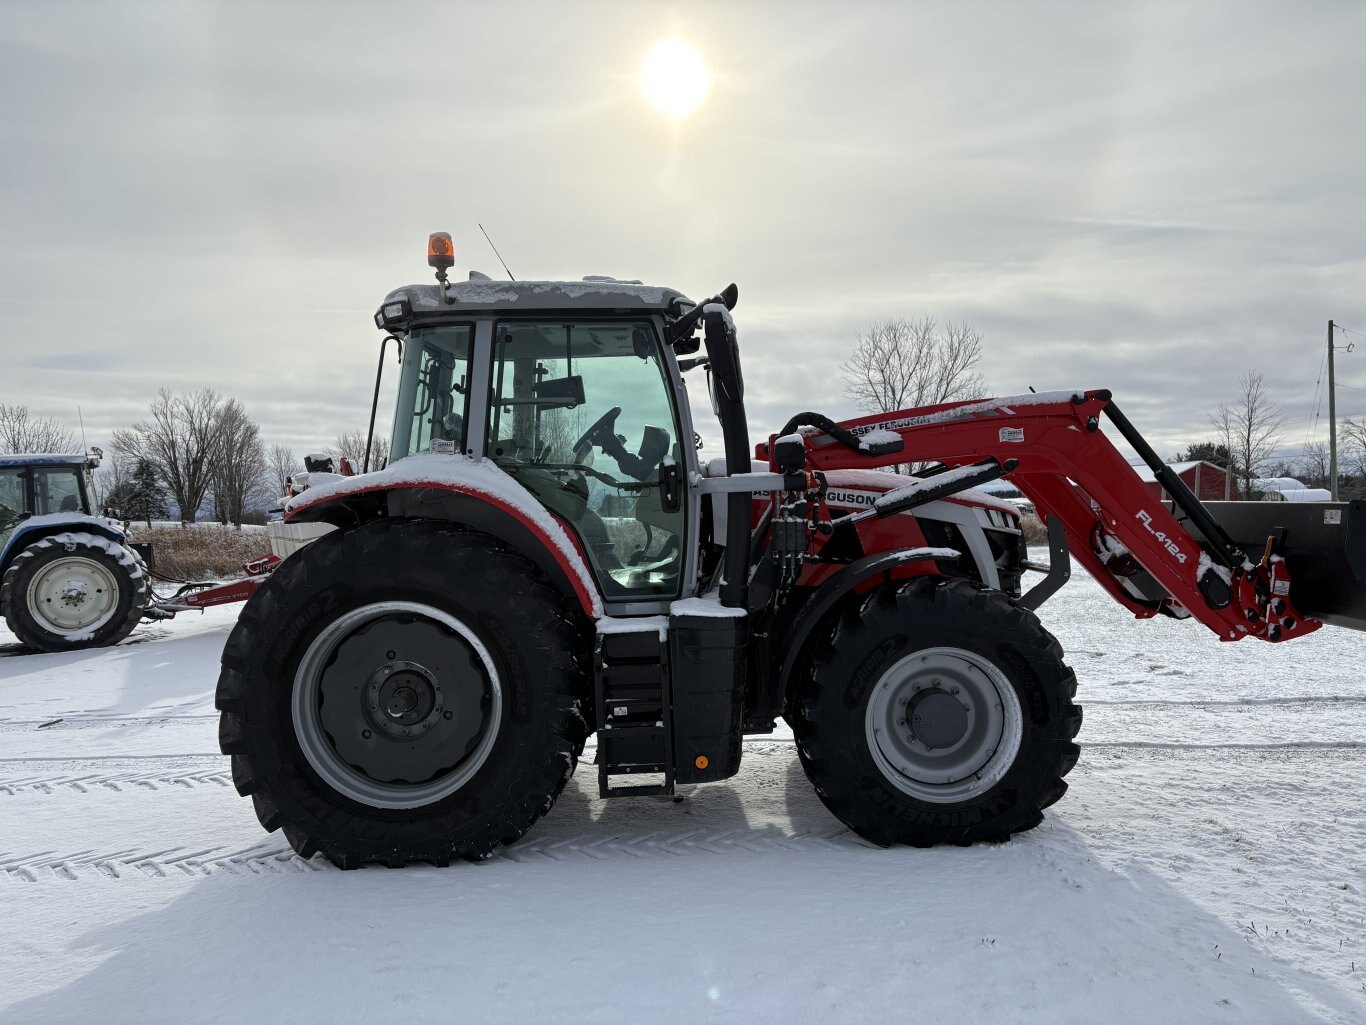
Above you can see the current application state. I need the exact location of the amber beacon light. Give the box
[427,232,455,280]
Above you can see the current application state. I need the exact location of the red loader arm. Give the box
[780,389,1318,644]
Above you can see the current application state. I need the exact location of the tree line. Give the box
[0,397,386,527]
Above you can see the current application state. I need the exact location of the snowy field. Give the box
[1,569,1363,1024]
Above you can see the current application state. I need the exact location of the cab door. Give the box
[485,320,688,602]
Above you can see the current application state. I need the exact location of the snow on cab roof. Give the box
[0,453,88,467]
[386,278,690,314]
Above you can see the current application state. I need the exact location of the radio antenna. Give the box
[478,223,516,281]
[77,405,89,452]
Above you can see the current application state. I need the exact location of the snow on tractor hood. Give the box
[286,453,604,617]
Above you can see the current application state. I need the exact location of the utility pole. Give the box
[1328,320,1338,501]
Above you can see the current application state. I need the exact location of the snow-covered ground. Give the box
[1,571,1363,1024]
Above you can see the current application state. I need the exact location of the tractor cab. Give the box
[0,452,98,541]
[380,277,699,606]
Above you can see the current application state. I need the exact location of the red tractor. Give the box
[217,234,1365,868]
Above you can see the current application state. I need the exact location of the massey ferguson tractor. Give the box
[216,233,1366,869]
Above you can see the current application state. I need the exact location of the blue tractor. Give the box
[0,451,151,652]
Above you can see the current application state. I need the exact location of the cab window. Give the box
[396,325,474,459]
[0,468,26,531]
[32,467,84,516]
[487,320,685,600]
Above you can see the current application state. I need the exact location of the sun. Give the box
[639,38,711,118]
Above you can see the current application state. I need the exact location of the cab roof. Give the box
[386,278,690,315]
[0,453,88,468]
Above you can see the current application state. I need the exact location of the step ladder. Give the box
[594,625,673,798]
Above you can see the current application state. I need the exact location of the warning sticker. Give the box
[999,427,1025,443]
[1325,509,1342,525]
[429,439,456,454]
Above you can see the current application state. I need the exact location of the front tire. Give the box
[2,532,148,652]
[791,577,1082,846]
[216,519,590,868]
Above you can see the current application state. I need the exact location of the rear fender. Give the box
[288,484,603,619]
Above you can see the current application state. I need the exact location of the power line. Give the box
[1303,344,1328,449]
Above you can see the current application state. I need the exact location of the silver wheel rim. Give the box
[292,601,503,810]
[864,646,1023,804]
[26,556,121,635]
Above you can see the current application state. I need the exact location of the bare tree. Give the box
[94,442,139,515]
[210,400,269,527]
[266,444,297,499]
[1207,372,1285,499]
[332,431,388,473]
[0,404,78,454]
[841,317,984,473]
[119,388,223,523]
[1341,417,1366,487]
[1298,442,1331,489]
[842,317,985,415]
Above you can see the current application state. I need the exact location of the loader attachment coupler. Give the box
[772,388,1362,642]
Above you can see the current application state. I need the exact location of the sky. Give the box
[2,1,1364,469]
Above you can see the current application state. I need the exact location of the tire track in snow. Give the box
[0,839,325,881]
[0,766,233,794]
[0,829,865,881]
[0,714,219,730]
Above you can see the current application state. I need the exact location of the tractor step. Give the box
[593,612,751,798]
[594,626,674,798]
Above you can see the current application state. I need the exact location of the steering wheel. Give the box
[571,406,622,462]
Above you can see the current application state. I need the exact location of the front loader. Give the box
[216,234,1365,868]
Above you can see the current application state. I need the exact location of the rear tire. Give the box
[2,532,148,652]
[791,577,1081,846]
[215,518,589,868]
